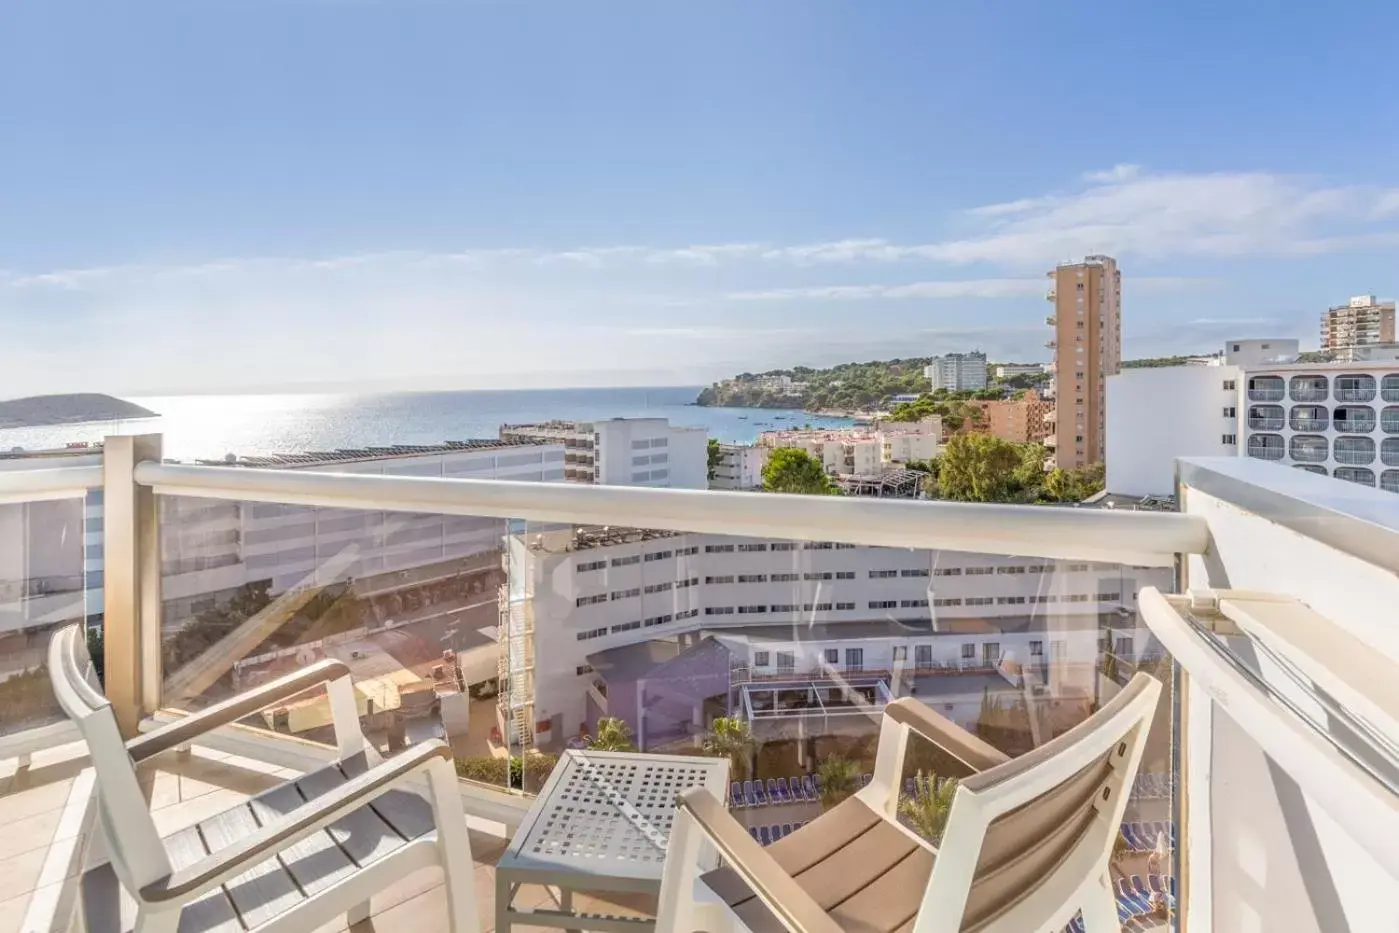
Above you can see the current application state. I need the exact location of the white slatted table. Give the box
[495,750,728,932]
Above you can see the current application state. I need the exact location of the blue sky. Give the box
[2,1,1398,395]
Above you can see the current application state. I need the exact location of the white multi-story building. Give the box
[502,526,1166,748]
[757,421,940,476]
[993,363,1048,379]
[500,417,707,489]
[1108,337,1399,496]
[924,352,989,392]
[710,443,768,490]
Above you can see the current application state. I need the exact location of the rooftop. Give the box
[193,438,548,468]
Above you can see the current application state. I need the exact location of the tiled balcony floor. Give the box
[0,742,652,933]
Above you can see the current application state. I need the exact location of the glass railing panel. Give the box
[156,494,522,792]
[518,519,1180,928]
[0,496,89,737]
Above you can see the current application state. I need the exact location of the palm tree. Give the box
[701,717,758,780]
[898,771,958,844]
[817,756,860,810]
[586,717,638,752]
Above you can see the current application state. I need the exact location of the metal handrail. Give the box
[133,460,1208,566]
[0,465,104,505]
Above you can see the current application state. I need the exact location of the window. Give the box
[771,603,797,612]
[771,542,798,552]
[610,587,640,600]
[933,597,962,607]
[824,648,839,664]
[869,599,898,609]
[643,581,673,594]
[771,572,799,582]
[737,543,768,552]
[705,606,735,616]
[1223,379,1236,391]
[965,596,995,606]
[804,572,833,581]
[575,626,608,641]
[705,575,734,584]
[961,643,976,660]
[705,544,735,553]
[892,646,907,661]
[675,577,699,588]
[835,601,856,610]
[869,569,898,579]
[676,546,700,556]
[835,571,856,580]
[738,605,768,614]
[576,594,607,607]
[643,614,673,627]
[776,651,795,672]
[965,566,995,576]
[996,566,1025,575]
[803,602,834,611]
[1096,591,1122,602]
[676,608,700,620]
[1223,407,1236,418]
[1030,640,1044,657]
[737,574,767,583]
[1114,637,1132,657]
[900,599,929,608]
[644,550,673,562]
[900,568,930,578]
[576,664,594,676]
[610,620,641,633]
[651,437,669,448]
[845,648,864,671]
[983,642,1001,665]
[576,560,606,573]
[631,439,650,450]
[933,567,962,577]
[754,651,770,667]
[1222,434,1237,445]
[610,555,641,567]
[804,541,834,550]
[915,645,932,668]
[835,543,858,549]
[631,455,649,466]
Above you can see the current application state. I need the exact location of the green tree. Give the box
[899,771,959,844]
[762,447,836,495]
[701,717,759,780]
[936,434,1025,502]
[586,717,638,752]
[1044,461,1106,503]
[707,438,722,481]
[817,755,861,810]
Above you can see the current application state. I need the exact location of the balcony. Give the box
[1046,315,1057,326]
[1246,376,1286,402]
[3,438,1398,933]
[1246,405,1284,431]
[1246,434,1285,460]
[1289,375,1329,402]
[1046,339,1057,350]
[1335,374,1378,402]
[1383,374,1399,403]
[1335,405,1377,433]
[1289,405,1329,432]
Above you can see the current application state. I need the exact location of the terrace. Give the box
[0,435,1395,932]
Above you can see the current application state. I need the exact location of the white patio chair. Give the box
[48,623,479,933]
[658,672,1161,933]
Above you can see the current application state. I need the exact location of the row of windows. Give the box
[631,453,668,466]
[630,437,670,450]
[644,550,673,562]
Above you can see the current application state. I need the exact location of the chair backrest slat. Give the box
[48,624,172,896]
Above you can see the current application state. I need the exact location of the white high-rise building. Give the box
[1107,337,1399,497]
[500,417,707,489]
[923,352,989,392]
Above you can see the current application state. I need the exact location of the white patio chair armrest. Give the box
[128,659,352,763]
[141,739,455,904]
[676,788,844,933]
[884,697,1011,773]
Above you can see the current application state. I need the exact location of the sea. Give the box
[0,386,855,462]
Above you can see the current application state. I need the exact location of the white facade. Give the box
[508,528,1166,744]
[758,420,940,476]
[1106,339,1399,496]
[500,417,707,489]
[924,352,989,392]
[153,441,568,623]
[710,444,768,490]
[993,363,1048,379]
[1241,363,1399,493]
[1107,364,1241,498]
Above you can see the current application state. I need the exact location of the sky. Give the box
[2,1,1398,397]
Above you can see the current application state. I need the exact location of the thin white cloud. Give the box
[728,275,1214,302]
[1082,164,1143,183]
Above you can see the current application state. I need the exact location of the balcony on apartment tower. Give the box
[0,437,1396,933]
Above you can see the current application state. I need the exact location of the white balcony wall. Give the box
[1178,458,1399,933]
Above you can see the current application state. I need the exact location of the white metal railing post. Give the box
[103,434,164,736]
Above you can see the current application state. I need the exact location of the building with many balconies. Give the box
[1320,294,1396,357]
